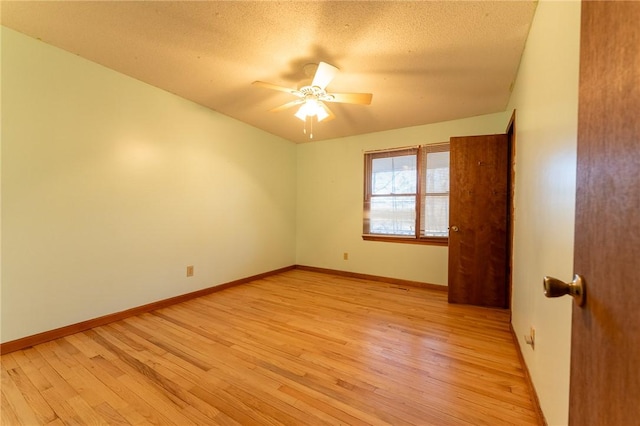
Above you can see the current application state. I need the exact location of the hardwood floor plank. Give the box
[65,394,109,425]
[75,356,172,425]
[31,352,79,401]
[93,401,131,425]
[39,387,84,426]
[11,350,54,394]
[277,384,379,426]
[1,367,42,425]
[5,366,57,424]
[1,391,23,425]
[189,384,282,425]
[1,269,541,425]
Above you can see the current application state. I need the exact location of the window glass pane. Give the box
[421,195,449,237]
[425,151,450,193]
[369,196,416,235]
[372,155,417,195]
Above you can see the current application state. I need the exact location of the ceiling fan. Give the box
[252,62,373,138]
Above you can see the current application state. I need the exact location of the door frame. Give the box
[506,110,516,312]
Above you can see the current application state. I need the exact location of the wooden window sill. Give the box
[362,235,448,246]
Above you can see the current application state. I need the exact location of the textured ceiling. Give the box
[1,1,537,143]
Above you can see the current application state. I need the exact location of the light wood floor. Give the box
[1,269,541,425]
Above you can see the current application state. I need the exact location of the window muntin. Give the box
[364,143,449,244]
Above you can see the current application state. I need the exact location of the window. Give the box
[363,143,450,245]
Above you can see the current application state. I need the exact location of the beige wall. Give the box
[1,27,297,343]
[295,112,511,285]
[508,1,581,425]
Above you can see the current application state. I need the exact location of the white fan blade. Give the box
[312,62,338,89]
[327,92,373,105]
[252,81,299,95]
[270,99,305,112]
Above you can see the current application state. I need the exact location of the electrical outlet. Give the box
[186,265,194,277]
[525,326,535,350]
[343,252,349,260]
[531,327,535,347]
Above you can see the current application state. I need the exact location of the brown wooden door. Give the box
[569,2,640,425]
[448,134,509,308]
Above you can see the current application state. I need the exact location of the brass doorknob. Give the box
[450,225,459,232]
[543,274,586,306]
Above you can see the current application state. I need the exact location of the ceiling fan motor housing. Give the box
[299,85,335,102]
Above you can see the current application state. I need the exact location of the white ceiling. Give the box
[0,1,537,143]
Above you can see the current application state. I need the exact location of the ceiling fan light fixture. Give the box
[294,104,309,121]
[295,98,323,121]
[316,104,330,122]
[293,105,307,121]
